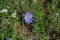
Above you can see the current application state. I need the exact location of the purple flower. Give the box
[23,12,34,24]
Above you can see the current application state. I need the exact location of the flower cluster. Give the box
[23,12,34,24]
[0,9,8,13]
[11,11,17,18]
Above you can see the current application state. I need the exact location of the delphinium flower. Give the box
[23,12,34,24]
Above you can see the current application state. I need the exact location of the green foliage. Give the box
[0,0,60,40]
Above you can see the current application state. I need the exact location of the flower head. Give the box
[23,12,34,24]
[0,9,8,13]
[11,11,17,18]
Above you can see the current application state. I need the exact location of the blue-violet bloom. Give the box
[23,12,34,24]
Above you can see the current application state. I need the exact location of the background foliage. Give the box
[0,0,60,40]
